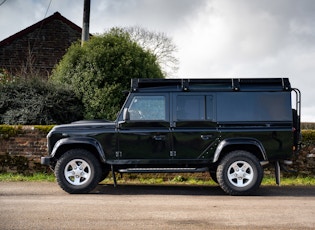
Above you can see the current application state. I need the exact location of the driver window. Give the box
[128,96,166,121]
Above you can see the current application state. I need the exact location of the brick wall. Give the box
[0,126,314,176]
[0,126,48,174]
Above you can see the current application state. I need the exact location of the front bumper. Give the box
[41,156,52,166]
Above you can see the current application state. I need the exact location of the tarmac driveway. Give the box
[0,182,315,229]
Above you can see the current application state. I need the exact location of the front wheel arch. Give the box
[51,138,107,165]
[217,150,263,196]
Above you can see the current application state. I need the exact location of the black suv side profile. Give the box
[41,78,301,195]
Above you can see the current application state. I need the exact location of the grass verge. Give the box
[0,173,56,182]
[0,173,314,186]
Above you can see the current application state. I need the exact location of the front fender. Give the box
[51,137,106,162]
[213,138,267,163]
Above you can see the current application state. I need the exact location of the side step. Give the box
[111,166,209,187]
[118,167,209,173]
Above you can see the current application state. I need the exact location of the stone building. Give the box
[0,12,83,78]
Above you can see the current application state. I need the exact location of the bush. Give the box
[51,28,164,120]
[0,79,83,125]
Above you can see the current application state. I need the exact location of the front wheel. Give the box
[55,149,101,194]
[217,150,263,196]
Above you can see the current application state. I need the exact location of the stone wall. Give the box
[296,144,315,175]
[294,135,315,175]
[0,126,314,176]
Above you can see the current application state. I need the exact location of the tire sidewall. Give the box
[55,149,101,194]
[217,151,263,195]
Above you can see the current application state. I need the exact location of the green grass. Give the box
[0,173,56,182]
[0,173,314,186]
[101,176,218,186]
[262,175,315,186]
[101,175,315,186]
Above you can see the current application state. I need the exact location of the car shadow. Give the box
[257,185,315,197]
[92,184,225,196]
[91,183,315,197]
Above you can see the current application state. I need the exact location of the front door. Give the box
[118,94,171,160]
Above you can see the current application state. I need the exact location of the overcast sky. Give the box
[1,0,315,121]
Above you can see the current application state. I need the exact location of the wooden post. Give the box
[81,0,90,46]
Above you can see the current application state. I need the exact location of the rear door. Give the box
[170,93,218,160]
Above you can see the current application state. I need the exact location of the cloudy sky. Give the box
[1,0,315,121]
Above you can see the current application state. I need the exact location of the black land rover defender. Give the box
[41,78,301,195]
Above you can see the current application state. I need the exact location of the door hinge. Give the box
[115,151,122,158]
[170,151,176,157]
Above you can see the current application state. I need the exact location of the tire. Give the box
[217,150,263,196]
[55,149,101,194]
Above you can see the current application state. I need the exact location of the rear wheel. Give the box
[55,149,101,194]
[217,150,263,195]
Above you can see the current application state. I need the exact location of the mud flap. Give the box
[275,161,281,186]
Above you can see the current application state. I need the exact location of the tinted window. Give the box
[128,96,166,121]
[174,95,215,121]
[176,95,205,120]
[206,95,215,120]
[217,92,292,122]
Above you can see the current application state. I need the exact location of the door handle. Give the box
[201,135,213,140]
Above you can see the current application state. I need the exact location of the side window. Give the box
[206,95,215,121]
[176,96,205,120]
[128,96,166,121]
[216,92,291,122]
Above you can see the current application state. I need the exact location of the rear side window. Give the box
[175,94,215,121]
[206,95,215,120]
[176,96,205,120]
[217,92,292,122]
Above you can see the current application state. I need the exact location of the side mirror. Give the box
[123,108,130,121]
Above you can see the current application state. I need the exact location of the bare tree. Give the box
[124,26,179,78]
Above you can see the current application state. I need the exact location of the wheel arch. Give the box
[51,137,106,165]
[213,138,267,163]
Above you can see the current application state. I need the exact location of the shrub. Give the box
[51,28,164,120]
[0,79,83,125]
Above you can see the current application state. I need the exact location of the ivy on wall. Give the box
[0,125,22,139]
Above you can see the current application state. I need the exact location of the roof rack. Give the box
[131,78,291,92]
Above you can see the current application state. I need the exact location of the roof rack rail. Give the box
[131,78,291,92]
[238,78,291,90]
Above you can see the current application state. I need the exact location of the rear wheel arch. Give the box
[213,139,267,164]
